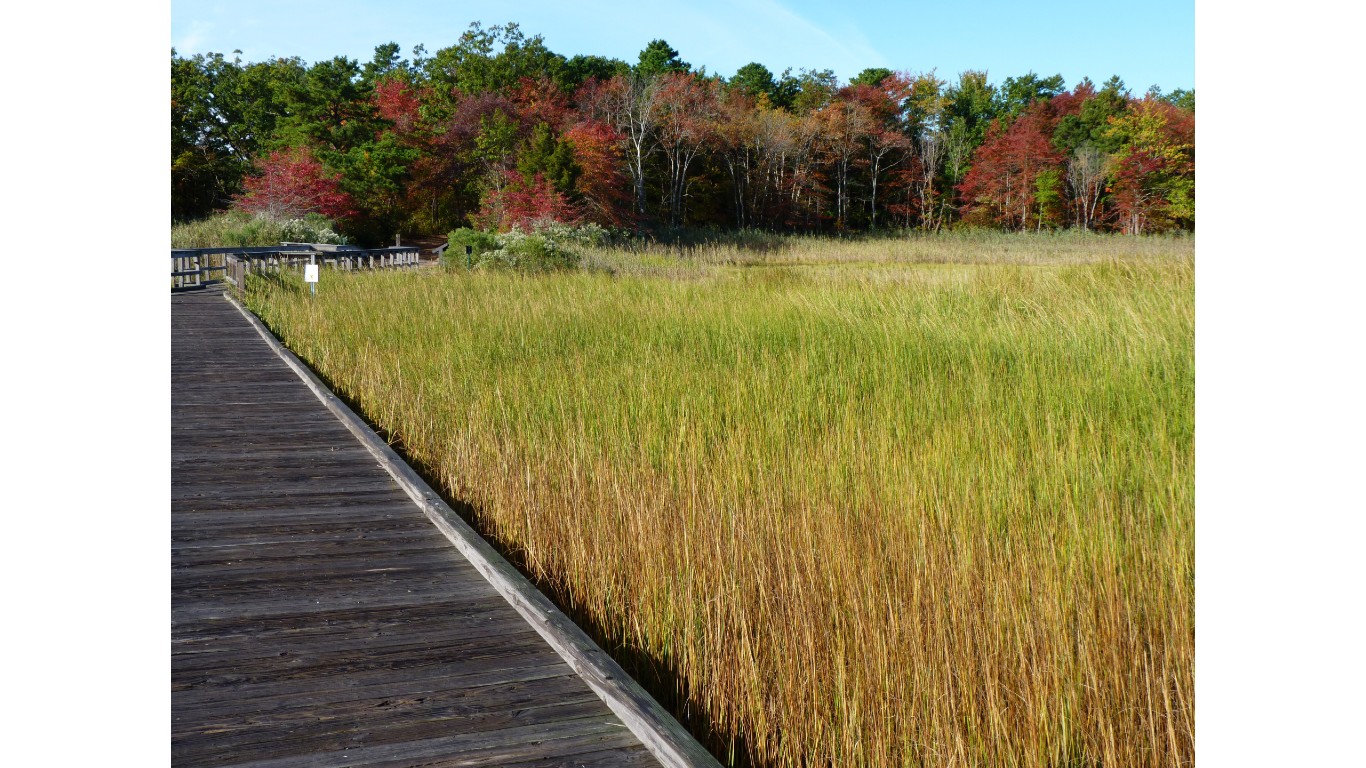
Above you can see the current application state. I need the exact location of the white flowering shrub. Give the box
[171,211,350,248]
[475,229,581,272]
[527,221,611,247]
[279,214,347,245]
[445,222,625,272]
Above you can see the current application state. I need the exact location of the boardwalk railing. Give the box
[171,244,422,291]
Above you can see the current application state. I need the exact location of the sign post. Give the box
[304,256,319,298]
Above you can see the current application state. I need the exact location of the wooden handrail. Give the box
[171,244,422,292]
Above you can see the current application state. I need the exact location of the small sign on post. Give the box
[304,262,319,298]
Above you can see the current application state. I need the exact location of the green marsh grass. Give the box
[246,233,1194,767]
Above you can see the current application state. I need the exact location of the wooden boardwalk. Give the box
[172,290,712,768]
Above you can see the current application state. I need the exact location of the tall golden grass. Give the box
[246,233,1194,767]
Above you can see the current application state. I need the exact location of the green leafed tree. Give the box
[1052,75,1131,155]
[518,123,580,194]
[1160,88,1195,112]
[173,50,235,220]
[563,54,631,88]
[171,49,305,221]
[635,39,690,79]
[330,133,418,244]
[769,68,804,110]
[995,72,1066,120]
[939,70,999,199]
[729,62,777,102]
[945,70,998,145]
[849,67,894,88]
[789,68,838,113]
[360,42,413,88]
[426,22,567,95]
[276,56,379,154]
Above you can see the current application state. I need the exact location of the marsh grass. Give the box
[584,228,1189,274]
[246,232,1194,767]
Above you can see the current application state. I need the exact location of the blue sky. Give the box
[171,0,1193,93]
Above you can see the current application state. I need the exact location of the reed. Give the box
[246,232,1194,767]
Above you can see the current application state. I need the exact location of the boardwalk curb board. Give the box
[223,291,722,768]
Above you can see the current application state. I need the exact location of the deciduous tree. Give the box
[564,120,633,227]
[655,73,721,226]
[815,95,872,229]
[172,36,1195,237]
[579,74,661,216]
[233,147,356,220]
[1066,144,1108,230]
[1104,97,1194,233]
[959,105,1064,230]
[471,170,581,231]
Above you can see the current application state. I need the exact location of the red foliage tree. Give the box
[510,76,573,131]
[886,154,926,228]
[1047,80,1093,122]
[958,106,1064,230]
[564,120,634,227]
[372,79,424,134]
[471,170,581,231]
[843,78,914,229]
[814,95,873,229]
[402,91,522,229]
[233,148,356,220]
[1107,147,1171,234]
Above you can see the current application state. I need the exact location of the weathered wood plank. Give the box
[176,679,594,747]
[496,745,660,768]
[171,515,433,542]
[172,602,523,653]
[172,527,443,558]
[172,488,414,513]
[174,647,569,701]
[173,658,572,711]
[176,710,633,759]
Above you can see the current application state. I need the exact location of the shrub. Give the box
[532,221,611,248]
[476,231,580,272]
[279,213,347,244]
[171,211,347,248]
[444,224,605,272]
[443,227,501,266]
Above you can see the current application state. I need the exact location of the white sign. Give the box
[304,264,320,283]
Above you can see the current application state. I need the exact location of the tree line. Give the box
[172,22,1195,244]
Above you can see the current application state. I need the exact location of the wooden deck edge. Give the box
[223,292,723,768]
